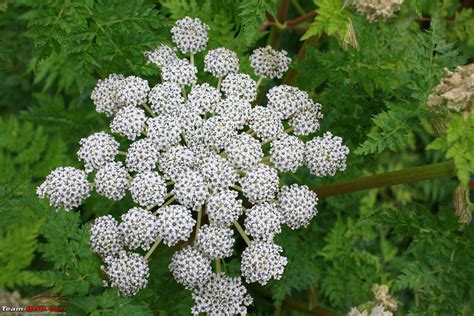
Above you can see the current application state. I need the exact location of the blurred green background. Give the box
[0,0,473,315]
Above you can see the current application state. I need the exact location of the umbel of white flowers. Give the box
[37,16,350,315]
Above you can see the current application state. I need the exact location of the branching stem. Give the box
[153,195,176,214]
[232,184,243,192]
[194,207,203,243]
[144,237,162,261]
[182,87,187,101]
[142,103,156,117]
[256,77,264,89]
[233,221,251,246]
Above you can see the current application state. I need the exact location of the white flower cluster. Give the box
[37,16,350,313]
[250,46,292,79]
[103,250,150,297]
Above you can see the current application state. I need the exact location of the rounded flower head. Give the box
[156,205,196,246]
[305,132,349,177]
[172,170,209,210]
[191,273,252,316]
[221,73,257,102]
[250,46,291,79]
[171,16,210,54]
[169,246,212,289]
[162,58,198,87]
[104,251,149,296]
[146,115,182,150]
[249,106,284,142]
[206,189,243,226]
[199,153,238,190]
[244,202,281,240]
[240,164,280,203]
[159,145,196,181]
[241,241,287,285]
[270,135,305,172]
[278,184,318,229]
[204,47,240,78]
[188,83,221,114]
[89,215,123,257]
[144,44,178,68]
[119,207,160,250]
[116,76,150,107]
[77,132,119,172]
[266,85,309,119]
[225,133,264,171]
[196,224,234,259]
[91,74,125,116]
[94,162,129,201]
[201,116,237,150]
[37,167,91,210]
[290,100,323,136]
[176,106,204,136]
[215,97,252,129]
[130,171,167,208]
[352,0,403,22]
[125,139,160,173]
[148,82,185,115]
[110,106,147,141]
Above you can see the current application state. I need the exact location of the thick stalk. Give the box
[215,259,221,273]
[313,161,456,198]
[267,0,290,49]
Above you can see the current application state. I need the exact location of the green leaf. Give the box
[38,211,102,295]
[0,220,45,288]
[301,0,353,44]
[0,115,69,179]
[21,0,167,93]
[354,104,421,155]
[428,114,474,187]
[376,204,474,315]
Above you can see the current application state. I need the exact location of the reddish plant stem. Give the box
[286,10,316,27]
[277,0,290,22]
[267,0,290,48]
[262,9,316,31]
[313,161,457,198]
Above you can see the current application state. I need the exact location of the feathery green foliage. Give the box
[1,0,473,314]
